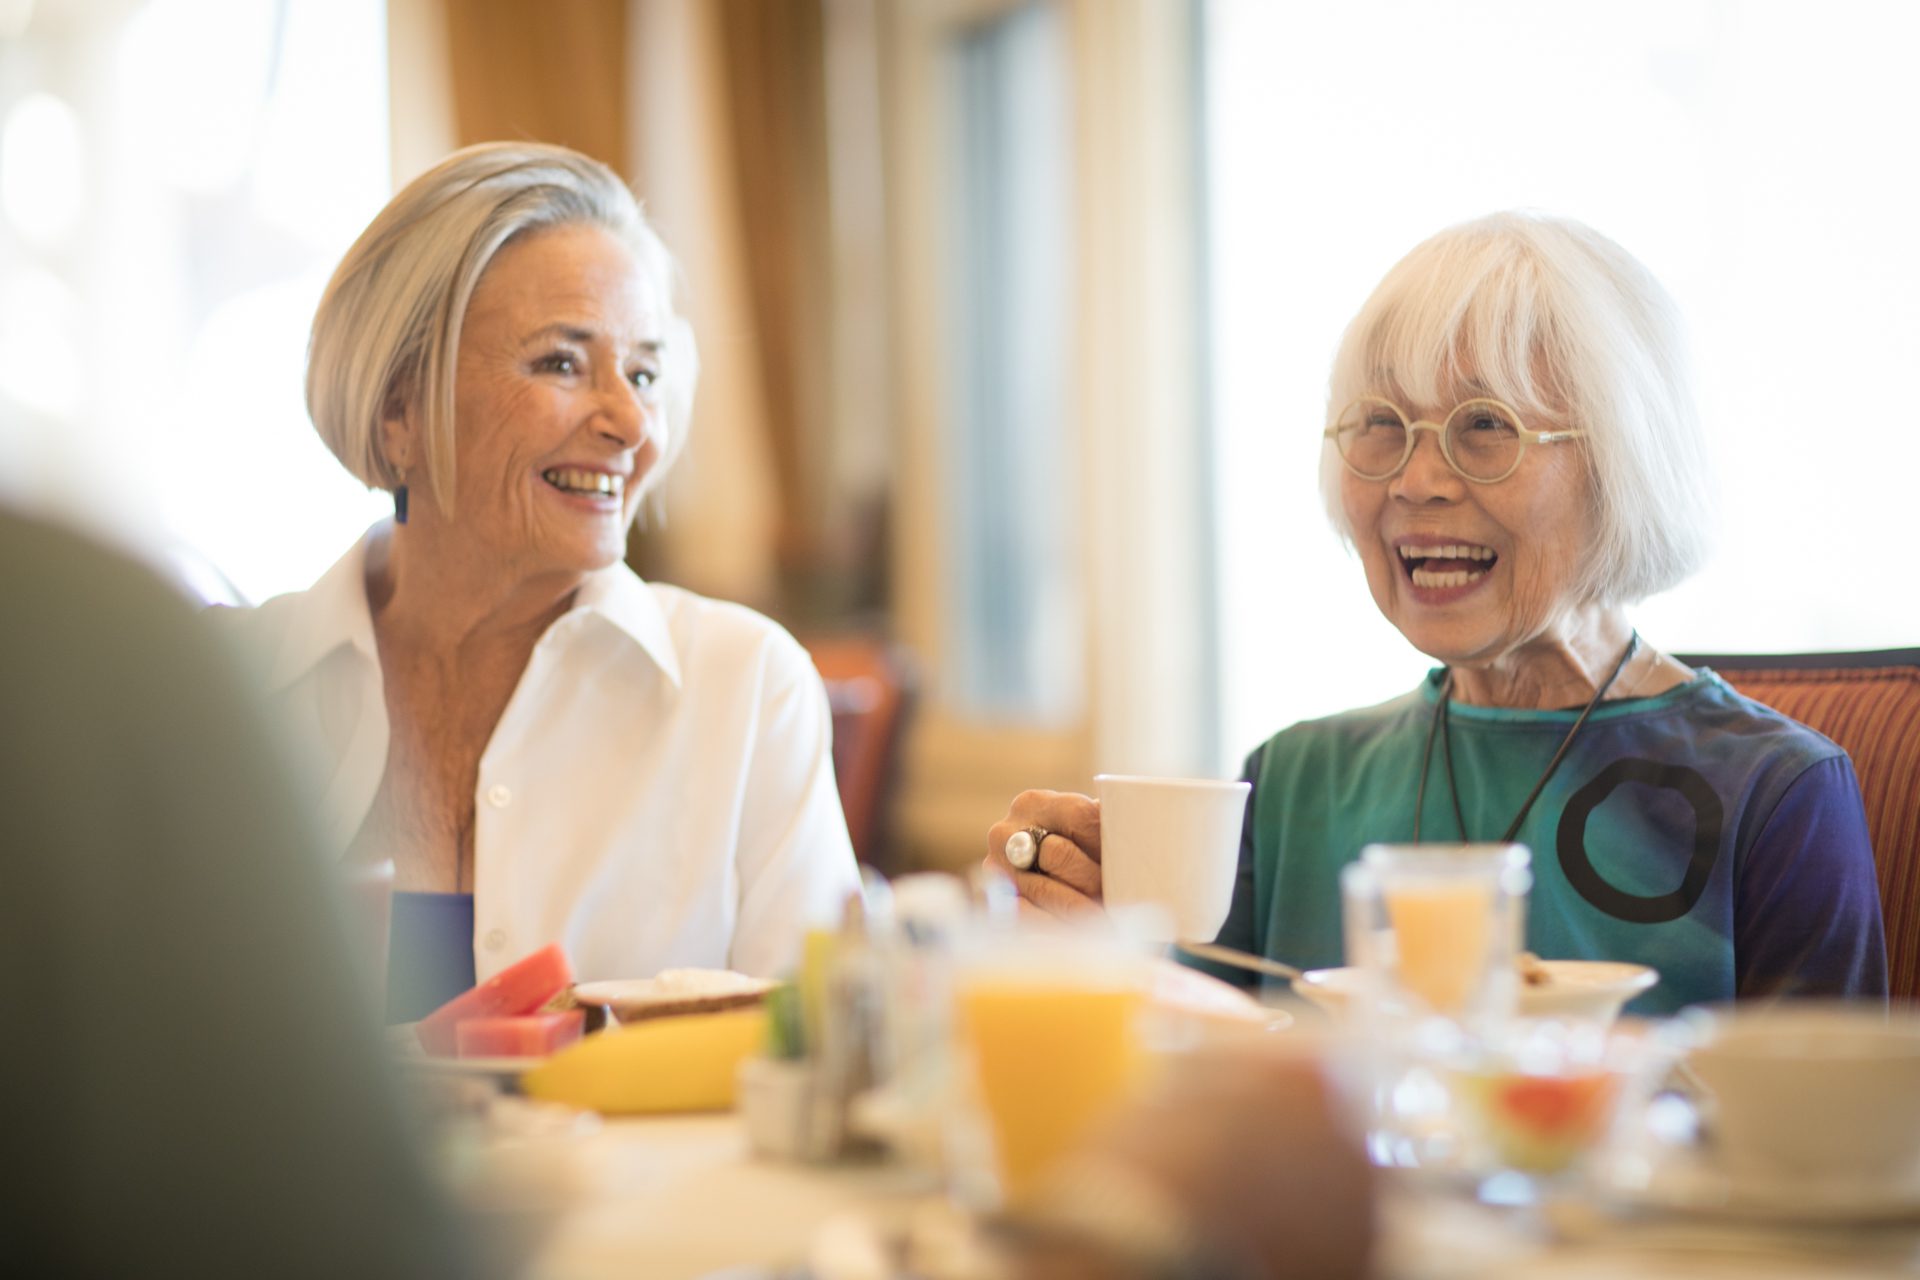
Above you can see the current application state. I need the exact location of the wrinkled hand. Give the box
[984,790,1104,920]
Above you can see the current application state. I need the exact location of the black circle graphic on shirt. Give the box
[1556,757,1723,924]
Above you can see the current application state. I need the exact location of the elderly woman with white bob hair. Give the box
[988,212,1885,1014]
[219,142,859,1016]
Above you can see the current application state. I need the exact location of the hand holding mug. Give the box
[985,790,1105,920]
[986,776,1250,941]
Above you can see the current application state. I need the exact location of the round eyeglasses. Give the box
[1324,396,1586,484]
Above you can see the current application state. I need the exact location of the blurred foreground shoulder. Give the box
[0,508,475,1278]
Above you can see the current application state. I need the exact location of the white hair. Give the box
[1320,211,1713,606]
[306,141,698,519]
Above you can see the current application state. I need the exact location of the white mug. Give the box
[1095,774,1250,942]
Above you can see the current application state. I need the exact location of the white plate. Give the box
[1149,956,1292,1030]
[386,1025,541,1081]
[1293,959,1657,1023]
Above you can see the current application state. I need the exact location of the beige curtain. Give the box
[624,0,782,608]
[443,0,629,171]
[640,0,889,623]
[710,0,833,588]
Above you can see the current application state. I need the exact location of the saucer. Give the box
[1596,1151,1920,1225]
[1294,959,1656,1025]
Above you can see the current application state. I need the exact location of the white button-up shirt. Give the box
[216,525,862,983]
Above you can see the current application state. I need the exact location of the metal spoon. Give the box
[1174,939,1305,984]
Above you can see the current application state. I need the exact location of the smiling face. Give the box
[401,220,668,584]
[1340,384,1597,669]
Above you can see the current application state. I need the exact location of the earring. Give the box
[394,469,409,525]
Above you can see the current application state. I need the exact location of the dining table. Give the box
[477,1107,1920,1280]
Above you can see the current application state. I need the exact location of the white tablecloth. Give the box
[512,1114,1920,1280]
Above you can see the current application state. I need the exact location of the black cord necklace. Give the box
[1413,631,1640,844]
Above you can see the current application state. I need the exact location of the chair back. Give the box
[1677,649,1920,1000]
[805,634,916,875]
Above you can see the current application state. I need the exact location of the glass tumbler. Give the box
[1341,843,1532,1030]
[1342,844,1533,1172]
[950,919,1151,1208]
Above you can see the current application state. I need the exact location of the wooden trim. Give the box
[1676,648,1920,672]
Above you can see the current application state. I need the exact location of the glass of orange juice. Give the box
[1341,843,1530,1029]
[951,923,1150,1207]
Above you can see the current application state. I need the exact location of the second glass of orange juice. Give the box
[1342,843,1530,1026]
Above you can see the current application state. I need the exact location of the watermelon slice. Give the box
[416,943,573,1057]
[455,1010,585,1059]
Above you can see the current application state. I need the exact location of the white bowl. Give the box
[1684,1005,1920,1193]
[1292,959,1657,1025]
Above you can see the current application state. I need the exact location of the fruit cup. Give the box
[1449,1021,1648,1184]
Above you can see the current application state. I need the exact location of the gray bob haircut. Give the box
[1320,211,1713,606]
[306,141,698,519]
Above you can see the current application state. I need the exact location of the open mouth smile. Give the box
[1398,541,1497,589]
[542,467,625,499]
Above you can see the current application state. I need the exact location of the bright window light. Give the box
[0,91,85,245]
[0,264,80,416]
[116,0,279,195]
[1203,0,1920,769]
[2,0,392,603]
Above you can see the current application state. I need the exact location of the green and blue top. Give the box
[1210,670,1887,1014]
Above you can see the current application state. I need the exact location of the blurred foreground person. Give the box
[0,508,471,1277]
[218,142,859,1015]
[991,212,1884,1012]
[1006,1045,1375,1280]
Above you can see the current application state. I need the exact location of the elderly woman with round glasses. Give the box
[217,143,860,1015]
[989,212,1886,1012]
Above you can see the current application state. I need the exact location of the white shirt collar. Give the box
[265,522,684,691]
[266,530,379,691]
[571,558,684,688]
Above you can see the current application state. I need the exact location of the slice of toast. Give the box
[571,969,776,1024]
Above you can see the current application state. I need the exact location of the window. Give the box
[1203,0,1920,768]
[942,3,1081,724]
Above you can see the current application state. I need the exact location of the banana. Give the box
[520,1007,767,1114]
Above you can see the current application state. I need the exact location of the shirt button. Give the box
[483,929,507,951]
[486,784,512,808]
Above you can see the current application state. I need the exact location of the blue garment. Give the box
[387,892,476,1023]
[1209,670,1887,1015]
